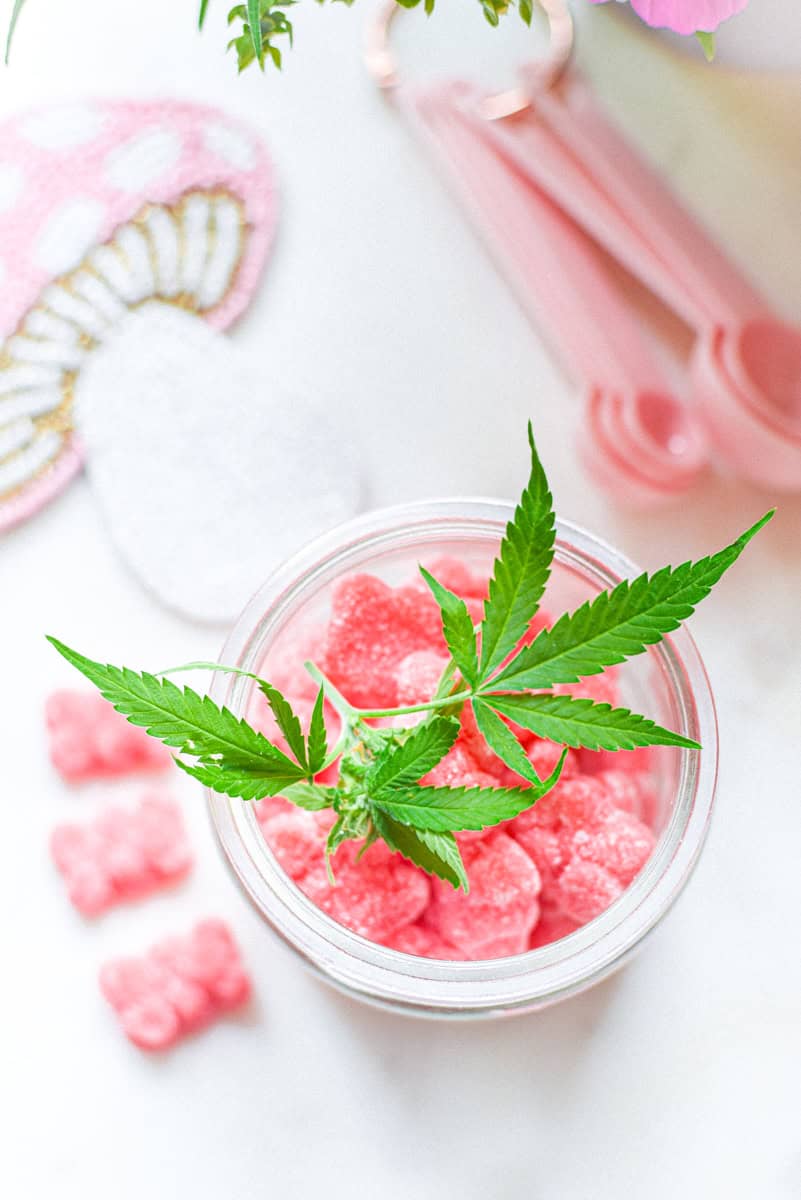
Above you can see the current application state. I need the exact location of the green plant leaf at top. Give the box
[372,810,469,891]
[247,0,263,62]
[490,512,774,692]
[419,566,479,688]
[5,0,26,63]
[199,0,211,28]
[47,637,303,777]
[479,422,555,682]
[366,716,460,798]
[486,692,700,752]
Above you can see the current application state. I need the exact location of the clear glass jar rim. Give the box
[207,500,718,1016]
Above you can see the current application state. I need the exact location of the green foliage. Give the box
[490,512,773,693]
[48,430,771,889]
[695,30,716,60]
[419,567,479,688]
[484,693,700,751]
[479,422,554,680]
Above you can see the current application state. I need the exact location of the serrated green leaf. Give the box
[47,637,303,778]
[4,0,26,64]
[372,810,468,891]
[486,692,700,751]
[366,716,460,798]
[471,696,545,784]
[479,422,555,681]
[307,687,328,775]
[373,783,540,833]
[257,681,308,770]
[199,0,211,29]
[283,781,335,811]
[695,30,715,61]
[419,566,479,687]
[175,756,304,800]
[491,512,773,691]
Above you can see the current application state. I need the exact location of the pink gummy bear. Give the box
[322,574,443,709]
[50,794,192,915]
[430,833,542,959]
[46,690,170,782]
[100,920,251,1051]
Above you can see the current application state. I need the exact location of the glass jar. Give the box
[207,501,717,1018]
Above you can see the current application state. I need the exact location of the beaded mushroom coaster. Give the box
[0,100,361,621]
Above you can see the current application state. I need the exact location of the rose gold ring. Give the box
[365,0,574,119]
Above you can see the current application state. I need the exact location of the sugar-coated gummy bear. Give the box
[381,922,465,959]
[99,920,251,1051]
[322,575,442,709]
[555,859,624,924]
[528,902,581,949]
[299,838,431,941]
[395,650,450,705]
[45,690,170,782]
[50,794,192,916]
[569,808,656,886]
[430,834,542,959]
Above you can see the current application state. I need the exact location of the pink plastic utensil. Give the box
[408,81,708,504]
[491,69,801,491]
[367,0,801,495]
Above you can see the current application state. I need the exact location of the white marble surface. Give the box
[2,2,801,1196]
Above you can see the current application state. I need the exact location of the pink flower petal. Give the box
[628,0,749,35]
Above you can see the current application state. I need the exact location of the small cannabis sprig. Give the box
[48,425,772,892]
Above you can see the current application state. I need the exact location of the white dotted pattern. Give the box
[203,121,257,172]
[0,164,24,213]
[35,197,106,276]
[104,128,182,193]
[19,105,105,150]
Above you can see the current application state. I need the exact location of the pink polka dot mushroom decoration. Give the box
[0,100,361,621]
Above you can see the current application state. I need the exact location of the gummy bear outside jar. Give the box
[207,502,717,1018]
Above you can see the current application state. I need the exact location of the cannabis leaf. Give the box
[258,680,308,771]
[47,425,772,892]
[485,693,700,752]
[472,696,553,784]
[47,637,305,791]
[366,716,460,797]
[175,756,306,800]
[372,811,469,891]
[372,783,544,834]
[490,512,773,692]
[478,422,555,682]
[307,687,328,775]
[419,567,479,688]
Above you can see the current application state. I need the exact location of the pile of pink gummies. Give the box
[253,558,659,961]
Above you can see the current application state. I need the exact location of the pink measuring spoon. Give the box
[367,0,801,494]
[486,47,801,491]
[408,80,707,504]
